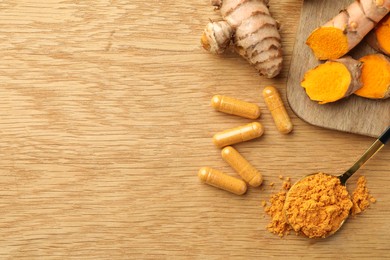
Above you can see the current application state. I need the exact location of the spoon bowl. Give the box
[283,126,390,239]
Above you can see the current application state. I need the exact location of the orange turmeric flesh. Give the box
[283,173,353,239]
[306,27,349,60]
[301,62,351,104]
[302,57,362,104]
[307,0,390,60]
[376,14,390,55]
[355,54,390,99]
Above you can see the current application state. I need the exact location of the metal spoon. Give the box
[284,126,390,238]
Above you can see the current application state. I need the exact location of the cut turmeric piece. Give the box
[306,27,349,60]
[306,0,390,60]
[354,54,390,99]
[376,14,390,55]
[301,57,363,104]
[368,14,390,56]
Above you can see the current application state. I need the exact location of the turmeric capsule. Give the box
[198,167,247,195]
[262,86,293,134]
[213,122,264,148]
[211,95,261,119]
[221,146,263,187]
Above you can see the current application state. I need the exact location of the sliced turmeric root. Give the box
[306,27,349,60]
[306,0,390,60]
[367,14,390,56]
[354,54,390,99]
[301,57,363,104]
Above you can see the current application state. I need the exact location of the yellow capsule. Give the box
[221,146,263,187]
[213,122,264,148]
[198,167,247,195]
[211,95,261,119]
[262,86,293,134]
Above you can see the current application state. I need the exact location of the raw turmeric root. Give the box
[201,0,283,78]
[354,54,390,99]
[367,14,390,56]
[306,0,390,60]
[201,21,234,54]
[301,57,363,104]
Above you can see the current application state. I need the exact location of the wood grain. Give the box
[287,0,390,138]
[0,0,389,259]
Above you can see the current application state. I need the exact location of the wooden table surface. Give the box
[1,0,389,259]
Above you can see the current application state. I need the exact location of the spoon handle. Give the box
[379,126,390,145]
[339,126,390,184]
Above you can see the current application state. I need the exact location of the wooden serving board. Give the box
[287,0,390,138]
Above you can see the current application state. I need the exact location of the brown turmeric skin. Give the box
[301,57,363,104]
[354,54,390,99]
[201,0,283,78]
[306,0,390,60]
[283,173,353,239]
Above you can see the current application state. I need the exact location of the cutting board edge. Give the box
[286,96,378,138]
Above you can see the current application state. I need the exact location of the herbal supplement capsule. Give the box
[211,95,261,119]
[213,122,264,148]
[262,86,293,134]
[221,146,263,187]
[198,167,247,195]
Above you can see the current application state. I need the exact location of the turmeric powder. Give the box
[264,174,375,238]
[283,173,353,239]
[351,176,376,215]
[263,178,292,237]
[306,0,390,60]
[301,57,363,104]
[354,54,390,99]
[368,14,390,56]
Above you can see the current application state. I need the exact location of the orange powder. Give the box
[283,173,353,239]
[263,179,292,237]
[351,176,375,215]
[263,174,375,239]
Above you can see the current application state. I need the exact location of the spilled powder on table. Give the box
[351,176,376,215]
[262,175,375,238]
[262,179,292,237]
